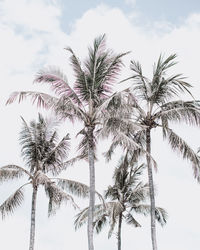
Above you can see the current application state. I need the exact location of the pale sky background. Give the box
[0,0,200,250]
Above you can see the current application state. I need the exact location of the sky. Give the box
[0,0,200,249]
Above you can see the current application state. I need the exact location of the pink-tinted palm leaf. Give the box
[35,67,83,107]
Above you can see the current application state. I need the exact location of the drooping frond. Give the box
[164,127,200,181]
[0,165,32,182]
[74,201,123,236]
[53,178,89,198]
[44,181,79,216]
[6,91,58,109]
[125,212,141,227]
[155,207,168,226]
[74,207,89,230]
[93,213,108,234]
[0,182,30,219]
[103,140,120,162]
[108,201,124,238]
[154,100,200,126]
[132,204,167,226]
[105,132,157,170]
[35,67,83,105]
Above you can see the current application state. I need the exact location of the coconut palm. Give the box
[0,114,89,250]
[75,151,167,250]
[6,34,129,250]
[117,54,200,250]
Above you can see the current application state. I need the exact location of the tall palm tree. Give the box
[6,34,129,250]
[117,54,200,250]
[75,152,167,250]
[0,114,88,250]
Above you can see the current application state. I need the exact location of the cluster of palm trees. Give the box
[1,34,200,250]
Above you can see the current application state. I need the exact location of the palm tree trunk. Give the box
[117,212,122,250]
[87,126,95,250]
[146,128,157,250]
[29,186,38,250]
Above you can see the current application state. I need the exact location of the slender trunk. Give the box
[87,126,95,250]
[146,128,157,250]
[117,212,122,250]
[29,186,38,250]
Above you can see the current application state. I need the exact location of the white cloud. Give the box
[1,1,200,250]
[0,0,61,32]
[125,0,136,7]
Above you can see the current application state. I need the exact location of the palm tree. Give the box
[117,54,200,250]
[75,152,167,250]
[6,34,128,250]
[0,114,88,250]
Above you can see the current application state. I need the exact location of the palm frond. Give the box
[77,128,97,161]
[74,207,89,230]
[164,127,200,181]
[65,46,89,103]
[108,202,124,238]
[125,213,141,227]
[52,95,87,122]
[93,213,108,234]
[150,54,193,104]
[100,116,144,140]
[0,165,32,181]
[6,91,58,109]
[75,202,107,230]
[35,67,83,105]
[42,134,71,175]
[128,60,151,101]
[93,89,136,119]
[53,178,89,198]
[0,182,30,219]
[154,100,200,126]
[127,183,149,205]
[106,132,157,170]
[132,204,167,226]
[45,181,79,216]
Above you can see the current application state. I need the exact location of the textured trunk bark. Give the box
[87,126,95,250]
[117,212,122,250]
[146,128,157,250]
[29,186,38,250]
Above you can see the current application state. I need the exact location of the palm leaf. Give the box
[42,134,71,175]
[164,127,200,181]
[35,67,83,105]
[132,204,167,226]
[53,178,89,198]
[45,182,79,216]
[0,165,33,181]
[6,91,58,109]
[125,213,141,227]
[154,100,200,126]
[0,182,30,219]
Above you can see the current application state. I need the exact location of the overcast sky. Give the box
[0,0,200,250]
